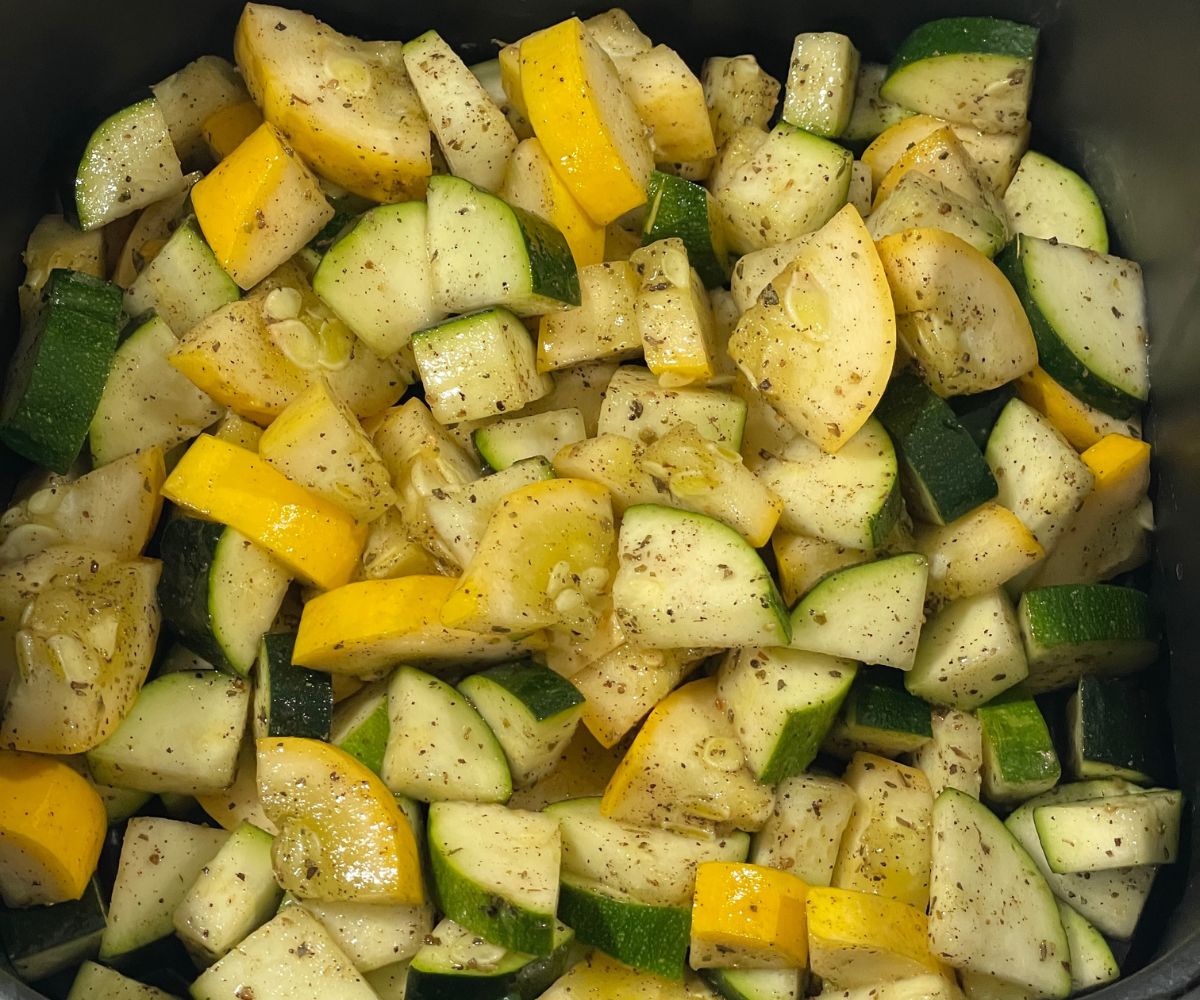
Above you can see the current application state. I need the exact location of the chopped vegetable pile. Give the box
[0,5,1177,1000]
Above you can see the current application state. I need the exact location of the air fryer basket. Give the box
[0,1,1198,997]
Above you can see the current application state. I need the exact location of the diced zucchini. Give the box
[124,219,239,335]
[912,708,984,799]
[719,647,856,783]
[613,504,790,649]
[426,174,579,316]
[906,590,1029,710]
[86,671,250,795]
[190,907,378,1000]
[75,98,184,230]
[537,261,641,371]
[711,122,852,254]
[872,126,1003,223]
[1018,584,1158,693]
[643,171,730,288]
[474,409,586,470]
[152,55,248,162]
[928,788,1070,999]
[781,33,860,136]
[700,55,781,148]
[405,917,572,1000]
[976,687,1061,804]
[1003,151,1108,253]
[1005,779,1157,940]
[789,554,928,669]
[403,30,518,191]
[828,668,934,758]
[546,796,749,908]
[757,417,900,550]
[295,894,431,973]
[833,753,933,910]
[881,17,1038,132]
[985,398,1094,555]
[428,801,560,955]
[89,314,222,466]
[100,817,228,962]
[997,234,1148,418]
[948,384,1017,450]
[330,680,390,775]
[1033,788,1181,873]
[173,821,281,963]
[66,960,176,1000]
[18,214,105,316]
[750,774,857,886]
[312,201,444,357]
[157,514,291,677]
[458,660,584,788]
[841,62,915,145]
[1057,902,1120,993]
[253,632,332,741]
[597,365,747,448]
[0,269,125,473]
[1068,674,1168,784]
[875,371,998,525]
[601,677,774,836]
[702,968,803,1000]
[412,308,550,424]
[0,879,107,982]
[382,666,512,804]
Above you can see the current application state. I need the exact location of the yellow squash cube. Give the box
[690,862,810,968]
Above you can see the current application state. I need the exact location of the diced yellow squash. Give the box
[19,215,105,316]
[772,533,869,606]
[583,9,653,64]
[293,575,529,676]
[499,43,529,117]
[1015,367,1141,451]
[538,262,642,372]
[1,558,161,755]
[257,737,423,904]
[539,951,686,999]
[1031,433,1152,587]
[441,478,616,636]
[915,501,1045,601]
[620,46,717,163]
[701,56,781,149]
[0,750,106,906]
[573,643,699,748]
[833,753,933,910]
[162,434,366,590]
[690,862,810,969]
[211,411,264,452]
[640,423,783,546]
[728,205,896,453]
[807,886,948,989]
[258,383,396,523]
[196,740,277,834]
[601,677,773,836]
[552,434,667,514]
[630,239,719,384]
[202,99,264,160]
[235,3,431,202]
[877,228,1036,396]
[192,123,333,290]
[520,17,654,224]
[502,138,606,269]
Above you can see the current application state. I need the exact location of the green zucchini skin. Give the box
[255,632,333,741]
[157,515,230,670]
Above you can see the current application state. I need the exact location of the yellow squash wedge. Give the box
[807,886,949,989]
[441,478,616,636]
[192,122,333,289]
[877,228,1036,396]
[257,736,424,904]
[293,575,532,676]
[235,3,431,202]
[201,99,264,160]
[161,434,366,591]
[1015,367,1141,451]
[520,17,654,224]
[0,750,106,906]
[601,677,773,836]
[728,205,896,453]
[690,862,810,968]
[915,501,1044,601]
